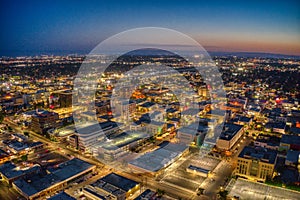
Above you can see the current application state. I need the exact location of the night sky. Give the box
[0,0,299,56]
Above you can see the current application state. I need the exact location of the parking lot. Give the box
[228,178,300,200]
[160,154,221,192]
[189,154,221,171]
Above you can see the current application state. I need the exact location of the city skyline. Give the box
[1,0,300,56]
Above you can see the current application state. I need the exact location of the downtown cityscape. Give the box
[1,1,300,200]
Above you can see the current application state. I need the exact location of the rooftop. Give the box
[129,143,187,172]
[0,162,40,180]
[286,150,300,164]
[181,108,201,116]
[100,131,149,150]
[134,189,157,200]
[187,165,210,174]
[13,158,94,197]
[97,173,138,192]
[48,192,76,200]
[281,134,300,145]
[218,123,243,141]
[238,146,277,164]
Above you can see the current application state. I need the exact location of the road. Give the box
[3,118,104,168]
[3,117,248,200]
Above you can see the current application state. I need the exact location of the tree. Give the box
[156,189,165,197]
[24,132,29,137]
[197,188,204,195]
[21,154,28,161]
[0,111,4,123]
[218,190,228,200]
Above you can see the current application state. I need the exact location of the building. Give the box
[95,101,111,116]
[231,116,252,127]
[285,150,300,167]
[186,165,211,177]
[114,99,136,121]
[216,123,244,151]
[97,131,149,161]
[0,162,41,184]
[129,142,188,174]
[134,189,161,200]
[58,91,72,108]
[279,134,300,151]
[254,134,280,150]
[138,102,156,113]
[143,120,165,136]
[83,173,140,200]
[0,148,10,164]
[30,110,59,134]
[177,122,209,146]
[236,146,277,182]
[72,121,119,152]
[48,192,76,200]
[181,108,201,125]
[12,158,95,200]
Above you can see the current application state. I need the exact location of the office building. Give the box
[216,123,244,150]
[30,110,59,134]
[236,146,277,182]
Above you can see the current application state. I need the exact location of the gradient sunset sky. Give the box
[1,0,299,56]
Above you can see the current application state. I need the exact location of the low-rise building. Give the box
[12,158,95,200]
[186,165,211,177]
[129,142,188,174]
[236,146,277,182]
[216,123,244,151]
[285,150,300,167]
[97,131,149,161]
[0,162,41,184]
[73,121,119,152]
[254,134,280,150]
[280,134,300,151]
[48,191,76,200]
[83,173,140,200]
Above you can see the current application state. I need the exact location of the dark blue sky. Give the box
[1,0,299,56]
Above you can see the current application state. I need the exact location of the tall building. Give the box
[30,110,59,134]
[58,92,72,108]
[235,146,277,182]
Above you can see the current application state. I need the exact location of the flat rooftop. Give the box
[187,165,210,174]
[281,134,300,145]
[129,143,187,172]
[238,146,277,164]
[286,150,300,164]
[48,192,76,200]
[134,189,157,200]
[98,173,138,191]
[0,162,40,180]
[13,158,94,197]
[100,131,149,151]
[218,123,243,141]
[90,173,138,197]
